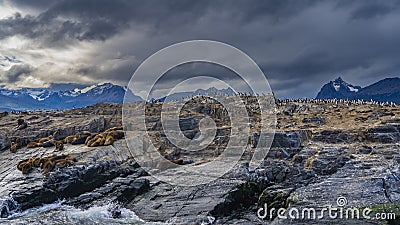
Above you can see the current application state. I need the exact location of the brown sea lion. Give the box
[39,154,56,169]
[33,157,41,167]
[170,159,184,165]
[65,155,77,166]
[17,158,31,171]
[99,137,106,146]
[104,135,114,146]
[21,162,33,174]
[54,159,67,168]
[27,141,41,148]
[64,135,76,144]
[20,157,39,174]
[16,138,22,146]
[53,140,64,151]
[81,131,91,136]
[71,132,90,145]
[42,160,55,174]
[105,127,123,132]
[109,130,124,139]
[48,154,67,162]
[10,137,22,152]
[87,134,103,147]
[10,142,18,153]
[85,133,98,145]
[38,135,53,144]
[90,137,105,147]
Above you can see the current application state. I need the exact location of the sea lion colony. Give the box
[19,126,125,152]
[9,114,191,174]
[10,118,125,174]
[17,154,77,174]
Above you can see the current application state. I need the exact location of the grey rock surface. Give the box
[0,100,400,224]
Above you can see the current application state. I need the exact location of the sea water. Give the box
[0,199,166,225]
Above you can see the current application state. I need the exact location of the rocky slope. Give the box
[0,98,400,224]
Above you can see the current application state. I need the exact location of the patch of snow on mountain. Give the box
[80,84,97,93]
[26,90,49,101]
[333,84,340,91]
[348,86,359,92]
[0,90,12,96]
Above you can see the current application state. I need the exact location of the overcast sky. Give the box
[0,0,399,98]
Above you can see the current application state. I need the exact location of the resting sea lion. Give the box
[10,142,18,153]
[17,158,31,170]
[85,133,98,145]
[38,135,53,144]
[71,132,90,145]
[108,130,124,139]
[54,159,67,168]
[104,135,114,146]
[27,141,41,148]
[21,162,33,174]
[42,160,55,174]
[64,135,76,144]
[53,140,64,151]
[105,127,123,132]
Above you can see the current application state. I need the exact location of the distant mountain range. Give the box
[153,87,235,102]
[0,83,142,111]
[4,76,397,112]
[0,83,236,111]
[316,77,400,103]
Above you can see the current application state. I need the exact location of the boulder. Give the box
[0,111,8,118]
[251,130,311,149]
[272,130,311,148]
[84,116,106,133]
[302,116,325,125]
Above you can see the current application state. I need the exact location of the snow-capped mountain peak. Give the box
[316,77,361,99]
[331,77,360,93]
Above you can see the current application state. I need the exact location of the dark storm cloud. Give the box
[7,0,57,10]
[0,64,34,83]
[151,62,241,83]
[0,0,317,45]
[351,4,391,20]
[0,10,126,45]
[1,0,400,98]
[0,0,207,45]
[349,1,400,20]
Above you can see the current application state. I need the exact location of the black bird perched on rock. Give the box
[16,119,28,130]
